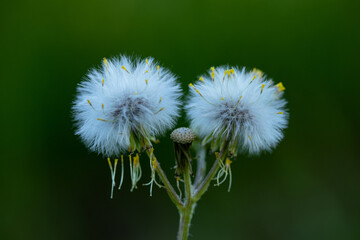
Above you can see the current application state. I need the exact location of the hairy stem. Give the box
[155,161,184,207]
[147,150,183,208]
[177,166,194,240]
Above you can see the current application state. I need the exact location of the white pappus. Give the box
[186,66,288,155]
[73,55,182,157]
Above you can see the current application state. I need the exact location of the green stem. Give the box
[177,169,194,240]
[148,138,229,239]
[146,150,183,208]
[193,140,229,202]
[177,205,194,240]
[155,161,183,208]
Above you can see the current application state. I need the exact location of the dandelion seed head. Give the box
[186,66,288,155]
[73,55,182,156]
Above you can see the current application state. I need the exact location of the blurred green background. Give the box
[1,0,359,239]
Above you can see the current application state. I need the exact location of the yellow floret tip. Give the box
[225,158,232,166]
[252,68,263,77]
[210,67,215,80]
[261,84,265,94]
[190,83,212,104]
[121,66,129,73]
[154,107,165,114]
[152,158,157,170]
[276,82,285,92]
[134,154,139,166]
[97,118,108,122]
[87,99,93,107]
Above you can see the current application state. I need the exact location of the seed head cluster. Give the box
[73,56,182,156]
[73,56,288,157]
[186,67,288,154]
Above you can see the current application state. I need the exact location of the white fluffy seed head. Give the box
[170,127,196,144]
[73,55,182,156]
[185,66,288,155]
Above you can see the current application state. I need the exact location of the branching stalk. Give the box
[148,133,230,240]
[146,150,183,208]
[193,140,229,202]
[177,162,194,240]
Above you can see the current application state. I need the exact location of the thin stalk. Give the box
[155,161,183,207]
[177,166,194,240]
[192,140,229,202]
[146,150,183,208]
[194,144,207,188]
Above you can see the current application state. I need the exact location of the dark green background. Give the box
[1,0,359,239]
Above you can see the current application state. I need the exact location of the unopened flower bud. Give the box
[170,127,196,144]
[170,128,196,176]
